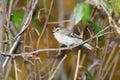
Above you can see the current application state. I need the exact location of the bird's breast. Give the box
[53,33,79,46]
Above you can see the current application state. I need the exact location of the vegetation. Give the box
[0,0,120,80]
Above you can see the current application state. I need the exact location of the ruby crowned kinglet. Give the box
[52,26,93,50]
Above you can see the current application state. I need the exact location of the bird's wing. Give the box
[68,32,82,39]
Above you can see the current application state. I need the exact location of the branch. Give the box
[99,0,120,34]
[2,0,38,72]
[0,29,113,57]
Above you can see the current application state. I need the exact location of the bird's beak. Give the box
[52,30,55,33]
[52,27,56,33]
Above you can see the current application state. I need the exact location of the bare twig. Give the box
[0,30,112,57]
[13,58,18,80]
[4,59,12,80]
[88,60,100,71]
[24,60,34,80]
[57,0,64,27]
[48,59,58,79]
[15,0,38,38]
[48,54,67,80]
[2,0,38,71]
[0,40,11,43]
[36,0,54,51]
[47,20,71,24]
[101,44,117,79]
[83,60,100,80]
[9,21,17,36]
[96,34,111,80]
[109,51,120,80]
[6,0,13,39]
[74,50,81,80]
[99,0,120,34]
[0,0,7,78]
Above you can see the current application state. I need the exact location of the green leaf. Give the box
[40,9,55,21]
[90,21,101,33]
[111,0,120,17]
[90,21,104,47]
[82,2,90,24]
[49,15,55,21]
[101,0,113,12]
[73,2,90,24]
[81,66,95,80]
[12,10,23,31]
[32,13,41,35]
[101,0,120,17]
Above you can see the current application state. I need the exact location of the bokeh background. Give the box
[0,0,120,80]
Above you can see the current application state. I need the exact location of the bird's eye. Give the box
[55,27,60,32]
[56,28,60,31]
[53,27,60,33]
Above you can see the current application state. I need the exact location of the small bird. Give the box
[52,26,93,50]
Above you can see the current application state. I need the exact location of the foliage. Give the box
[12,10,23,31]
[32,13,41,35]
[90,21,104,47]
[1,0,120,80]
[73,2,90,24]
[81,66,95,80]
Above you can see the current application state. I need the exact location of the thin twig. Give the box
[83,60,100,80]
[74,50,81,80]
[0,40,11,43]
[109,51,120,80]
[6,0,13,40]
[4,59,12,80]
[2,0,38,72]
[13,58,18,80]
[57,0,64,27]
[36,0,54,51]
[48,54,67,80]
[88,60,100,71]
[102,44,117,79]
[96,36,110,80]
[0,31,113,57]
[10,21,17,36]
[99,0,120,34]
[47,20,71,24]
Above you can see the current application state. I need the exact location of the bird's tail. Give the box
[83,43,93,50]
